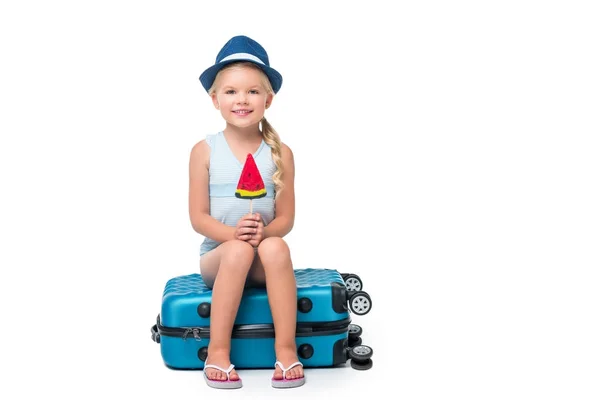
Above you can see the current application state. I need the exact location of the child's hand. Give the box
[235,213,261,242]
[247,214,264,247]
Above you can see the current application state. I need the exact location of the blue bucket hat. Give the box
[199,35,283,94]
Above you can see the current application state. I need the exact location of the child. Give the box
[188,35,304,389]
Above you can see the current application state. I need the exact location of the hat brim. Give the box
[199,59,282,94]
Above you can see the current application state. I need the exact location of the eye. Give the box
[225,90,235,95]
[249,89,260,94]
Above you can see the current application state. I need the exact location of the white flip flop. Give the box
[271,361,305,388]
[203,364,242,389]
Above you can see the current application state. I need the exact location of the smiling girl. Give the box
[188,35,303,389]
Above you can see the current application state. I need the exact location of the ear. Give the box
[211,93,220,110]
[265,93,274,109]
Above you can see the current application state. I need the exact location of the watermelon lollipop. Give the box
[235,154,266,213]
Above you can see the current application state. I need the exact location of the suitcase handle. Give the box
[151,324,160,343]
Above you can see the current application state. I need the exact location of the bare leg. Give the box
[200,240,255,381]
[257,237,304,380]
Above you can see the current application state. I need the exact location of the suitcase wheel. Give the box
[349,345,373,370]
[348,324,363,347]
[342,273,363,291]
[348,336,362,347]
[348,323,363,339]
[351,358,373,370]
[349,292,372,315]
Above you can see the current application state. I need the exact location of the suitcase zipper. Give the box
[181,327,203,341]
[157,315,352,340]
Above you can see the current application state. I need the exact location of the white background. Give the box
[1,1,599,399]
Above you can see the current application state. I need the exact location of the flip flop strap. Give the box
[274,361,303,379]
[204,364,235,379]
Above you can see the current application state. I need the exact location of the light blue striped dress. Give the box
[199,131,276,256]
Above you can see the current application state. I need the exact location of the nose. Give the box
[236,93,248,105]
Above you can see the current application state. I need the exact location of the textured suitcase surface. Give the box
[161,268,350,327]
[152,268,373,370]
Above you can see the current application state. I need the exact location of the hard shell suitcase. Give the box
[151,268,373,370]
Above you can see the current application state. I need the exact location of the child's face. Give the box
[211,66,273,130]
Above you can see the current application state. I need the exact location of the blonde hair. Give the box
[209,62,284,196]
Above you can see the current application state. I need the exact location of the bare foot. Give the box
[273,347,304,380]
[204,350,239,381]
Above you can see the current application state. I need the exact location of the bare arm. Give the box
[188,140,236,242]
[263,143,295,239]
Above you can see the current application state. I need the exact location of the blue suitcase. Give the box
[151,268,374,370]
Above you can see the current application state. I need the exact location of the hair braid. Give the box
[260,117,284,197]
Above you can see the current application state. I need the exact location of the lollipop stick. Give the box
[250,199,253,215]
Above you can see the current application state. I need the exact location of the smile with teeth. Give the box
[233,110,252,115]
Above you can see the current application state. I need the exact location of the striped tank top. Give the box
[199,131,276,256]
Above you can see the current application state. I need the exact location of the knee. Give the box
[257,237,291,267]
[221,240,255,270]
